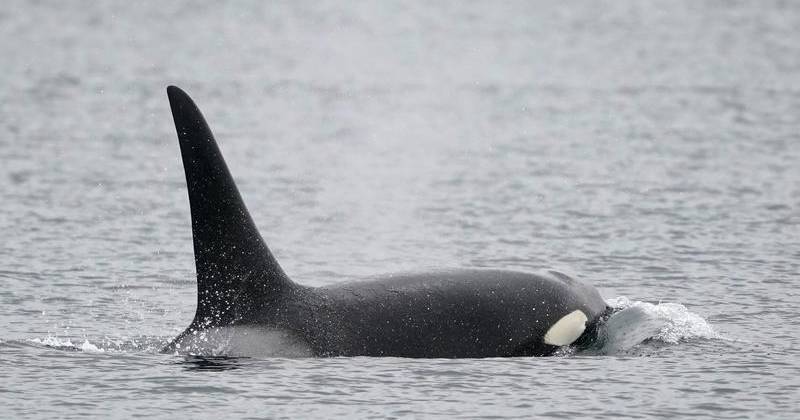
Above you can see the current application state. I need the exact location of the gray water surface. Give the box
[1,1,799,418]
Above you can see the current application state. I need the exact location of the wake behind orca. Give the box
[163,86,609,358]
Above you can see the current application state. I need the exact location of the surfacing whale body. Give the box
[163,86,608,358]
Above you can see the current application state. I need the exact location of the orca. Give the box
[163,85,609,358]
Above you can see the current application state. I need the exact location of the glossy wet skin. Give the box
[168,268,607,358]
[164,86,607,358]
[306,269,608,357]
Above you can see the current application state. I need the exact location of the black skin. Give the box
[163,86,608,358]
[304,269,606,357]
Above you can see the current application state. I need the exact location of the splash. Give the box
[27,335,169,353]
[28,336,104,352]
[597,296,718,354]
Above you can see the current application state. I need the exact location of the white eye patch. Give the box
[544,310,588,346]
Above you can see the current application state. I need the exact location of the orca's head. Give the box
[510,270,609,356]
[539,269,608,348]
[540,305,615,354]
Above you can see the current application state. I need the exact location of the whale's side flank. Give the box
[306,268,606,357]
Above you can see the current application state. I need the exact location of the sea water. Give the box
[1,1,798,418]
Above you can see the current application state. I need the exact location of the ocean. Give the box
[1,1,798,418]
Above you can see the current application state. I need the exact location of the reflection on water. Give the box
[177,355,245,372]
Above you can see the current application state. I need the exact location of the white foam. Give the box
[29,336,109,353]
[601,296,718,353]
[30,335,75,348]
[79,340,105,353]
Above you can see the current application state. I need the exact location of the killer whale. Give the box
[163,85,608,357]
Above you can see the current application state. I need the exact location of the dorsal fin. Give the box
[167,85,293,327]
